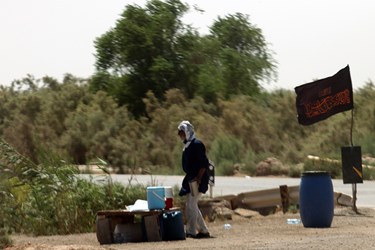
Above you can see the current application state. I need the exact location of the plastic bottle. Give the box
[286,218,301,224]
[224,223,232,230]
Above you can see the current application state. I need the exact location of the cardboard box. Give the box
[143,214,162,241]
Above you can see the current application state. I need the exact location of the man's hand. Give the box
[195,167,206,185]
[195,177,201,185]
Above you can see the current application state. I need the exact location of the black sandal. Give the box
[195,232,210,238]
[186,233,195,238]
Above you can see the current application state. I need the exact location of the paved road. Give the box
[82,174,375,208]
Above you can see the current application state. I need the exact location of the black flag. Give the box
[295,65,353,125]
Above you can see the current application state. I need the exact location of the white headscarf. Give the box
[177,120,196,150]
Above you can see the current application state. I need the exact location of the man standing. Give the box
[177,120,210,238]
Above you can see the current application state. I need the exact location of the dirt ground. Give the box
[5,206,375,250]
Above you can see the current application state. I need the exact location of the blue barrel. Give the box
[299,171,334,228]
[160,211,186,241]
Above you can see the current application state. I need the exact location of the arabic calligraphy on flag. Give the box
[295,65,354,125]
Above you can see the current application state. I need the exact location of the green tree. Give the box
[349,81,375,155]
[207,13,277,97]
[92,0,199,116]
[92,1,277,116]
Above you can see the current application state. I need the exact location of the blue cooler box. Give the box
[147,186,165,210]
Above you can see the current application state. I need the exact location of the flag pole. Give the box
[350,109,358,214]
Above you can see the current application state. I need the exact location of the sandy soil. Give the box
[5,206,375,250]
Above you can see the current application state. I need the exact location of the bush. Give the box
[0,142,147,236]
[362,167,375,181]
[303,158,342,178]
[288,164,304,178]
[210,134,244,175]
[0,228,12,249]
[216,160,237,176]
[2,172,146,236]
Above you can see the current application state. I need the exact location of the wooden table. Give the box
[96,208,181,244]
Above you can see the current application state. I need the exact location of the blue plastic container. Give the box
[147,186,165,210]
[160,211,186,241]
[299,171,334,228]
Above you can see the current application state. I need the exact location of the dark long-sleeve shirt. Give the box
[179,138,209,196]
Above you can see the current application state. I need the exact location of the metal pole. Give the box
[350,109,359,214]
[352,183,358,213]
